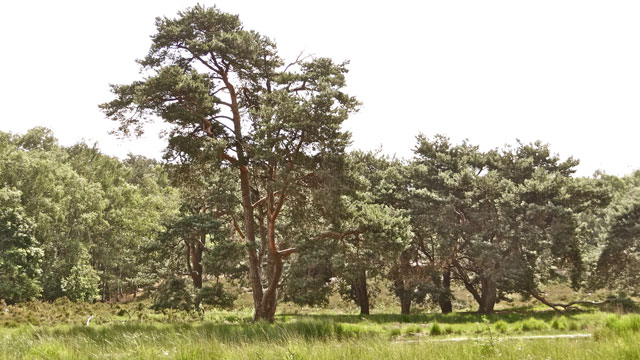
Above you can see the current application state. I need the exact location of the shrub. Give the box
[151,277,194,312]
[551,316,568,330]
[521,317,547,331]
[568,320,579,331]
[60,258,100,302]
[196,284,237,309]
[404,325,422,334]
[430,322,443,336]
[494,320,508,333]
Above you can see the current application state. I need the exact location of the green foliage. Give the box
[202,236,247,282]
[196,284,237,309]
[284,239,336,307]
[521,317,548,331]
[429,322,443,335]
[408,135,610,313]
[151,277,194,312]
[596,190,640,293]
[551,316,568,330]
[60,253,100,302]
[0,128,179,303]
[603,314,640,334]
[494,320,508,333]
[0,188,42,303]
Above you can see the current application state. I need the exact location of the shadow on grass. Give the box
[277,308,593,325]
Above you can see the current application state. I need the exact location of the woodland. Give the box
[1,5,640,359]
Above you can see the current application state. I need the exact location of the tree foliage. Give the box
[0,188,42,304]
[101,4,358,322]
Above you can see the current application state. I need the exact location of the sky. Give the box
[0,0,638,177]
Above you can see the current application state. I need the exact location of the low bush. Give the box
[430,322,443,336]
[521,317,547,331]
[551,316,568,330]
[494,320,508,333]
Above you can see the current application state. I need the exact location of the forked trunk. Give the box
[253,252,283,322]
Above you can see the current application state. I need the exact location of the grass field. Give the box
[1,299,639,359]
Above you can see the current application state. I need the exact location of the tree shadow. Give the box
[276,307,593,325]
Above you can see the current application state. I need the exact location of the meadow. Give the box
[2,297,639,360]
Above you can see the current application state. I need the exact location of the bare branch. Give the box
[252,196,268,209]
[529,290,608,312]
[283,51,312,72]
[278,248,297,257]
[270,190,287,222]
[230,216,245,240]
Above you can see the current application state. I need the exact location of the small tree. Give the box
[60,252,100,302]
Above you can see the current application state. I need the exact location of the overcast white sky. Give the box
[0,1,638,177]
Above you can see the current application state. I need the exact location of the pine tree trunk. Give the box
[401,294,412,314]
[438,270,453,314]
[397,249,412,315]
[188,237,204,289]
[478,277,497,314]
[238,166,265,320]
[354,270,370,315]
[252,250,283,322]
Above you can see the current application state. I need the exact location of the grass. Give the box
[3,321,640,360]
[1,300,639,359]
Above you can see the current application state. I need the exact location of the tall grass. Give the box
[3,326,640,360]
[0,306,633,359]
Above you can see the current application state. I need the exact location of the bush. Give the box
[568,320,579,331]
[551,316,568,330]
[404,324,422,334]
[151,277,194,312]
[196,283,236,309]
[494,320,508,333]
[60,260,100,302]
[521,317,547,332]
[430,322,443,336]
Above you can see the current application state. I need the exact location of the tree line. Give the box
[2,5,639,322]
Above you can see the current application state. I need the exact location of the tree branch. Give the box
[529,290,608,311]
[230,216,245,240]
[252,192,279,209]
[315,230,364,241]
[278,248,297,257]
[270,190,286,222]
